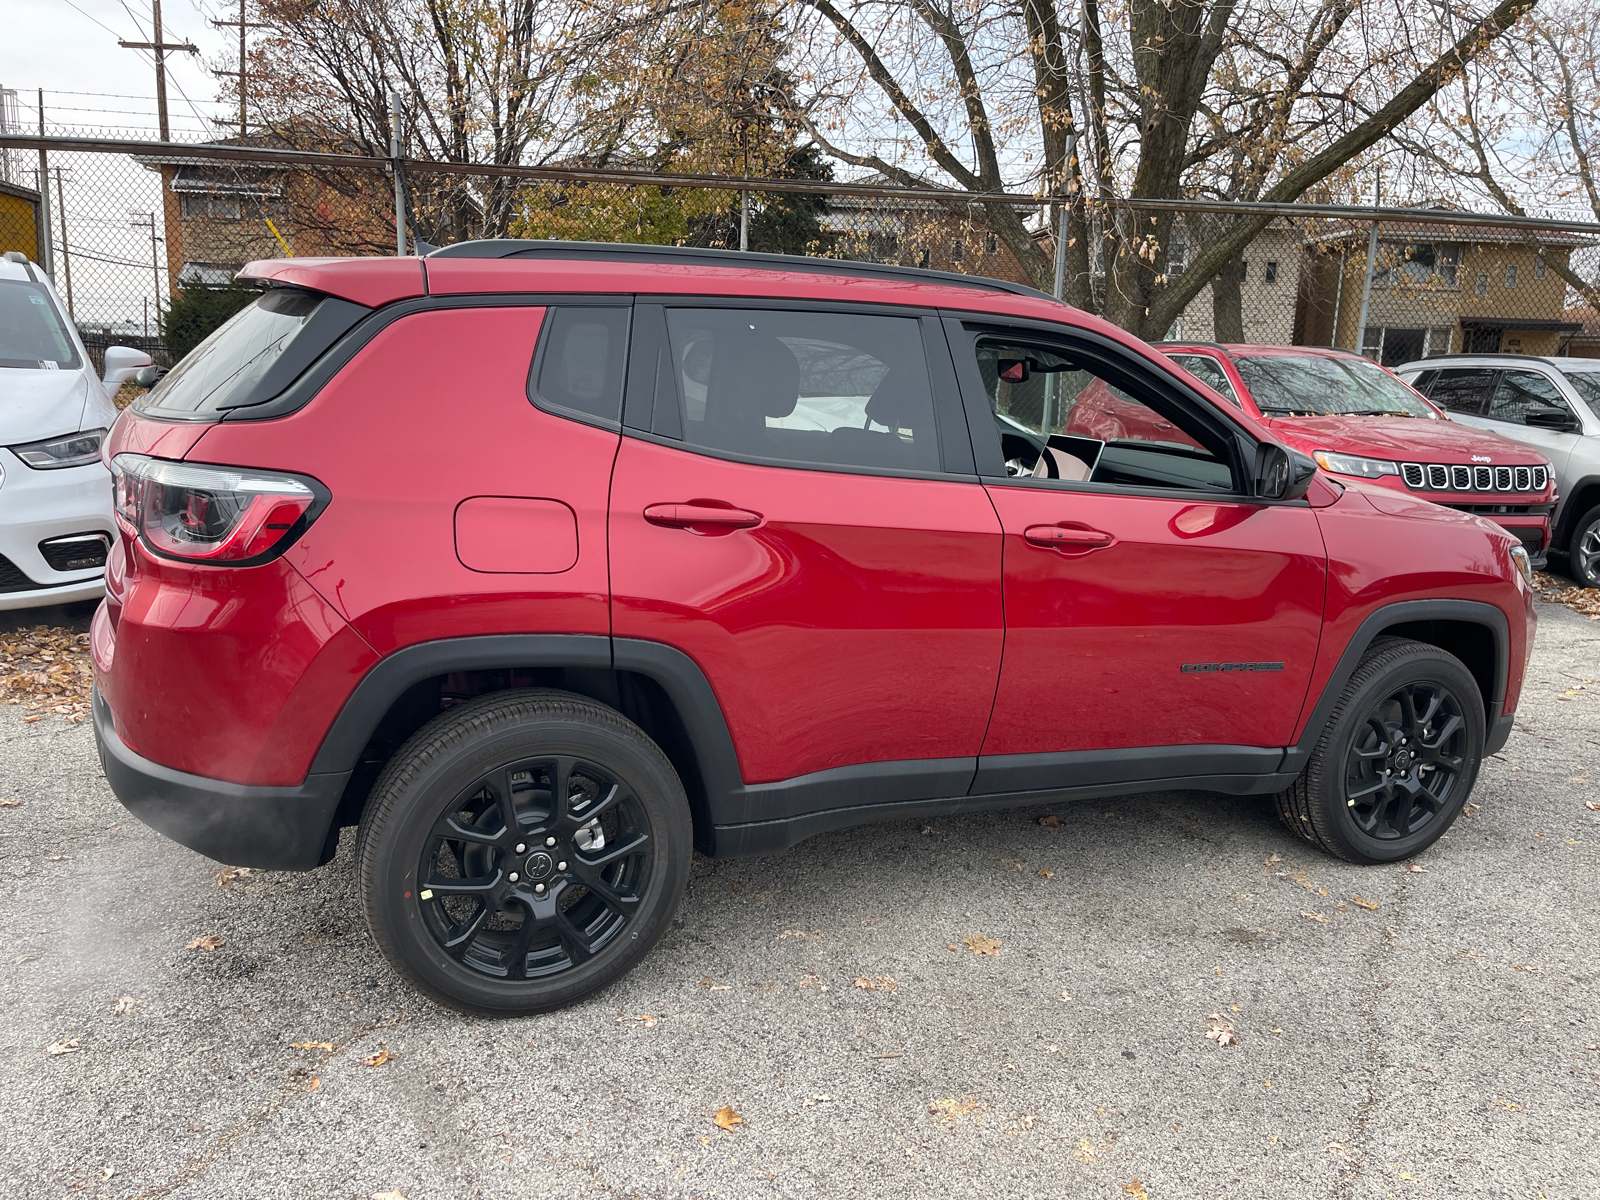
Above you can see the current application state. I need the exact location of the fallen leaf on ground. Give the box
[801,1094,832,1107]
[1263,853,1281,866]
[920,825,937,836]
[1461,803,1479,817]
[1493,1099,1524,1111]
[1350,897,1380,912]
[961,934,1001,957]
[698,977,734,990]
[777,929,817,940]
[853,974,898,993]
[1074,1138,1095,1162]
[0,797,20,808]
[1585,801,1600,811]
[372,1191,407,1200]
[1406,863,1428,873]
[185,935,224,952]
[292,1041,333,1051]
[1123,1181,1149,1200]
[214,866,256,887]
[1036,868,1055,878]
[1204,1015,1238,1046]
[362,1048,394,1067]
[45,1038,80,1056]
[928,1096,981,1125]
[713,1105,743,1131]
[620,1012,659,1028]
[1301,911,1328,922]
[13,952,41,964]
[304,1077,321,1091]
[1038,814,1061,827]
[108,996,137,1016]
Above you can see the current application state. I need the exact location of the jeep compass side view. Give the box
[93,243,1536,1014]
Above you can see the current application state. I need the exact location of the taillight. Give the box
[110,454,327,565]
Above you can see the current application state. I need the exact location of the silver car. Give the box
[1395,354,1600,586]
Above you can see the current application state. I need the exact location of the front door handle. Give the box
[643,502,763,532]
[1024,524,1114,551]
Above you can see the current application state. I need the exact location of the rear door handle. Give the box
[1024,524,1114,550]
[643,502,763,531]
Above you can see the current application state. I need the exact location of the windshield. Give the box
[1233,354,1436,419]
[135,288,323,415]
[1559,369,1600,420]
[0,279,81,369]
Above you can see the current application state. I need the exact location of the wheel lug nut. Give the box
[535,883,546,894]
[515,842,527,854]
[546,837,557,847]
[508,872,520,883]
[557,861,568,872]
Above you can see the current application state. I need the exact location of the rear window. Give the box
[135,288,362,416]
[0,279,81,370]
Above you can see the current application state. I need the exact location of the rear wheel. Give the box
[1568,503,1600,589]
[359,689,692,1015]
[1274,638,1483,864]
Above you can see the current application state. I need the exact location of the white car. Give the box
[0,252,145,610]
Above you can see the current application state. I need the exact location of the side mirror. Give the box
[999,359,1030,384]
[1524,406,1579,433]
[1255,444,1317,502]
[134,363,168,388]
[102,345,153,388]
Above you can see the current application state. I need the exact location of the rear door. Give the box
[608,302,1004,809]
[942,316,1327,793]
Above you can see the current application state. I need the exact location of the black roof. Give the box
[426,239,1054,301]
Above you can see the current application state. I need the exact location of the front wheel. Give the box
[1568,503,1600,589]
[358,689,693,1015]
[1274,638,1484,864]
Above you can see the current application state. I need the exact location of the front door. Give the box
[609,303,1004,811]
[943,318,1327,793]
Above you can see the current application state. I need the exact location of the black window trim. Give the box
[525,298,637,431]
[626,295,980,481]
[940,311,1264,502]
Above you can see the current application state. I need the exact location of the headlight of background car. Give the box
[7,429,107,469]
[1312,450,1399,479]
[1509,544,1533,586]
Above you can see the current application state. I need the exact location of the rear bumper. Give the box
[93,687,349,870]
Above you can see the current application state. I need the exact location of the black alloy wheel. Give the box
[1275,638,1484,864]
[360,689,692,1015]
[1341,681,1467,841]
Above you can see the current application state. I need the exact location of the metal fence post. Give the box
[34,89,52,278]
[389,92,406,257]
[1355,219,1379,358]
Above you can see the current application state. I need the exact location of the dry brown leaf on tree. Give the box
[185,935,225,952]
[45,1038,80,1056]
[962,934,1001,956]
[713,1105,743,1131]
[362,1048,395,1067]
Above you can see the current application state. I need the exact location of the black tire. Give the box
[1274,638,1484,864]
[358,688,692,1015]
[1568,503,1600,589]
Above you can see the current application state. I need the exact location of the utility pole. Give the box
[210,0,269,138]
[131,212,162,332]
[119,0,198,142]
[53,168,73,320]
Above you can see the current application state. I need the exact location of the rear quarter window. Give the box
[134,288,368,417]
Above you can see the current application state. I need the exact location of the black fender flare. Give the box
[1281,598,1512,772]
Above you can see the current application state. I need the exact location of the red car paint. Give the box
[1157,344,1553,554]
[93,253,1535,863]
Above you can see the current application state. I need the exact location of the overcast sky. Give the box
[3,0,231,137]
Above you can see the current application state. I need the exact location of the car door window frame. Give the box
[1486,367,1577,427]
[941,313,1260,501]
[1423,367,1498,416]
[623,296,978,480]
[526,299,635,429]
[1165,350,1243,407]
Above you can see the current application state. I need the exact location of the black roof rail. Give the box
[425,238,1056,301]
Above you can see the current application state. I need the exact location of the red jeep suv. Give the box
[93,244,1536,1014]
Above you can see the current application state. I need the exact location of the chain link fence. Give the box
[2,128,1598,373]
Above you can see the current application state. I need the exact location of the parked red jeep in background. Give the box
[94,245,1535,1014]
[1150,344,1555,566]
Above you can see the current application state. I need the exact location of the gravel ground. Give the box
[1,598,1597,1200]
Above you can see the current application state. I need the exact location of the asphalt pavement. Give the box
[1,597,1596,1200]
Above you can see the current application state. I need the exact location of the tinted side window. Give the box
[1487,369,1572,425]
[1427,368,1497,415]
[1167,354,1240,405]
[661,308,940,472]
[532,307,631,426]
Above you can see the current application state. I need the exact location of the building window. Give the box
[1265,261,1278,284]
[984,233,998,254]
[179,194,243,221]
[1167,236,1188,277]
[1238,260,1248,283]
[1374,242,1460,288]
[1505,265,1518,289]
[951,240,965,263]
[1535,257,1547,280]
[1475,273,1488,296]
